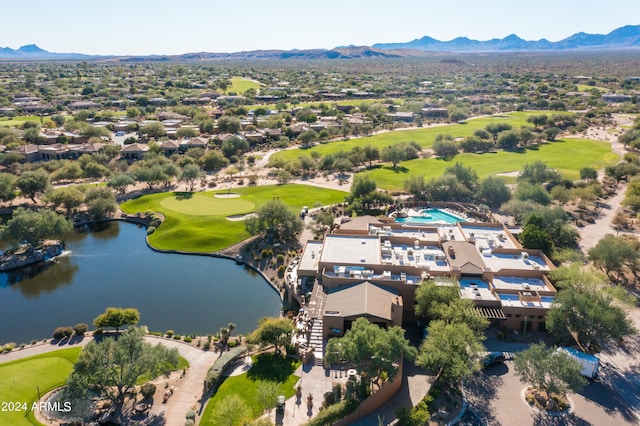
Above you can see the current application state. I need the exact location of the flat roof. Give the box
[480,251,550,273]
[381,241,449,272]
[321,235,380,265]
[492,276,551,292]
[298,241,323,275]
[460,225,519,250]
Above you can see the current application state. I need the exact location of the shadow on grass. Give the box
[247,353,299,383]
[174,192,194,200]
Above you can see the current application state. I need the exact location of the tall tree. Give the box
[416,320,485,386]
[247,317,295,355]
[211,394,251,426]
[324,317,417,385]
[476,176,511,208]
[179,163,203,191]
[244,198,303,242]
[0,173,16,203]
[0,207,72,247]
[16,170,50,202]
[64,327,178,417]
[588,234,640,280]
[546,288,635,349]
[513,343,587,405]
[93,307,140,334]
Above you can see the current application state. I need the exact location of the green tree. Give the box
[255,380,279,414]
[0,207,72,247]
[381,144,404,167]
[476,176,511,208]
[64,327,178,416]
[245,198,303,242]
[351,174,377,199]
[247,317,295,354]
[211,394,251,426]
[0,173,16,203]
[107,173,136,194]
[363,145,380,166]
[513,343,587,404]
[546,289,635,349]
[404,175,427,200]
[84,187,117,219]
[201,150,230,172]
[16,170,51,202]
[520,222,554,254]
[424,174,471,202]
[444,162,478,191]
[217,116,241,134]
[416,320,485,386]
[579,167,598,182]
[519,161,561,185]
[176,127,200,139]
[431,137,459,158]
[298,129,318,146]
[515,182,551,205]
[324,318,417,385]
[485,123,512,143]
[221,136,250,159]
[497,130,520,150]
[49,187,84,214]
[83,162,111,180]
[139,122,166,139]
[414,280,459,320]
[179,164,203,191]
[588,234,639,280]
[93,307,141,334]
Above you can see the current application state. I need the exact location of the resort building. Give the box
[294,212,556,340]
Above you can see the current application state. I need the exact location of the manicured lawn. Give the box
[120,184,347,252]
[576,84,608,92]
[0,347,81,426]
[366,138,619,190]
[271,112,540,163]
[199,353,300,426]
[0,116,42,127]
[227,77,261,94]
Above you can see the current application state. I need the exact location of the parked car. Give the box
[482,352,506,368]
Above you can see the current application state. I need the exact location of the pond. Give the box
[0,221,282,344]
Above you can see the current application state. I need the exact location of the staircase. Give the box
[309,318,325,366]
[306,283,327,366]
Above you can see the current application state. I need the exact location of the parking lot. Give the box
[463,329,640,425]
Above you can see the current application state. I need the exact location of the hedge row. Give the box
[203,346,248,394]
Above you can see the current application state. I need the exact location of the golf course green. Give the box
[120,184,347,252]
[0,347,81,426]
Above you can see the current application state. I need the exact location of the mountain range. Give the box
[373,25,640,52]
[1,25,639,61]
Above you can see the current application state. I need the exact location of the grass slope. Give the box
[200,353,299,426]
[120,184,347,252]
[0,347,81,426]
[271,112,539,163]
[227,77,261,94]
[366,138,618,190]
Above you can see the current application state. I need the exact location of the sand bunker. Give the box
[227,213,257,221]
[215,193,241,198]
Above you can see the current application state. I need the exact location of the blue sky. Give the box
[1,0,638,55]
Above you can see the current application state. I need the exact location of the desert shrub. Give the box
[184,336,193,343]
[93,327,103,335]
[307,398,358,426]
[228,340,237,348]
[173,335,182,340]
[53,327,74,340]
[277,265,286,277]
[140,383,157,399]
[146,226,156,235]
[185,410,197,420]
[165,330,174,337]
[73,323,88,336]
[185,420,195,426]
[276,254,285,264]
[3,342,16,352]
[148,331,163,336]
[323,391,336,408]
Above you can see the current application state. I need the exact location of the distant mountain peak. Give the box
[18,44,46,53]
[373,25,640,52]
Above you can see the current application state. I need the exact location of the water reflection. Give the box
[4,255,78,297]
[0,221,282,344]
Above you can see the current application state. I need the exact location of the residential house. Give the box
[120,143,150,161]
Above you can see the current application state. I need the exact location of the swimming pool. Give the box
[395,208,465,224]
